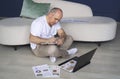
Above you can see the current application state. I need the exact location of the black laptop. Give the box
[58,48,97,72]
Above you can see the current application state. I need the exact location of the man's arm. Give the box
[56,28,66,45]
[29,33,57,44]
[29,33,48,44]
[58,28,66,40]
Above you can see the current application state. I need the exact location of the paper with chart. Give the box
[32,64,60,78]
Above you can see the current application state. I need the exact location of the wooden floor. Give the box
[0,23,120,79]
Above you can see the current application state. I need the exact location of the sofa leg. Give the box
[14,46,17,51]
[97,43,101,47]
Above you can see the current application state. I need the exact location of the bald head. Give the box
[46,7,63,26]
[48,7,63,16]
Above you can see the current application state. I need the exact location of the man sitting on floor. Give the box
[29,7,77,63]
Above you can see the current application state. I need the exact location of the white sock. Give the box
[67,48,78,55]
[49,56,56,63]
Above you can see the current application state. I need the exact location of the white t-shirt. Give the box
[30,15,61,49]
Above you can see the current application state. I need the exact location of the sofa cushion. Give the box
[20,0,50,19]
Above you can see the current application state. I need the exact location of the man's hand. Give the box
[48,37,57,43]
[56,38,64,46]
[56,28,66,46]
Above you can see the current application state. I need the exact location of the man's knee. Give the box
[48,45,61,57]
[48,45,58,54]
[66,35,73,43]
[60,35,73,50]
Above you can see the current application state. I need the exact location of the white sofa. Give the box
[39,0,116,42]
[0,0,117,47]
[61,16,117,42]
[0,18,33,45]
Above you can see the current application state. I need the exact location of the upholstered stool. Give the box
[0,17,33,50]
[61,16,117,46]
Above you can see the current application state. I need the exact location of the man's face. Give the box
[49,11,63,26]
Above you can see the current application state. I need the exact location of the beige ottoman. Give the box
[0,17,33,50]
[61,16,117,45]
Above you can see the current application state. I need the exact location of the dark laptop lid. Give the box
[73,48,97,72]
[59,48,97,72]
